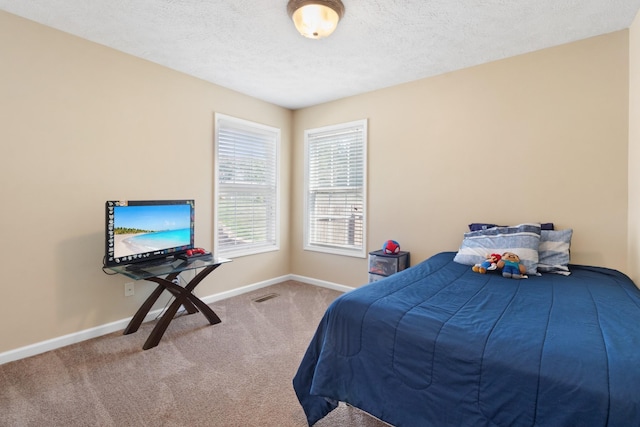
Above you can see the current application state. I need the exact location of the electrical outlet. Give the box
[124,282,135,297]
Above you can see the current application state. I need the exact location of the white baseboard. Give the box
[0,275,352,366]
[288,274,355,293]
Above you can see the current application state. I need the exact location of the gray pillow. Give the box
[454,223,542,275]
[537,229,573,275]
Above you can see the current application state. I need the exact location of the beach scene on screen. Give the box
[113,204,191,258]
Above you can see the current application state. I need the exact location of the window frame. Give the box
[214,113,280,258]
[303,119,368,258]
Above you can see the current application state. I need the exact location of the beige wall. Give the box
[0,11,292,354]
[630,12,640,285]
[0,10,635,356]
[292,31,630,286]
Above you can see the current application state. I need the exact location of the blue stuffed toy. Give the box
[497,252,528,279]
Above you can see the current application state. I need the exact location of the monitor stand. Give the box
[109,257,231,350]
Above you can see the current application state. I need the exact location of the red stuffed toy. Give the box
[472,253,502,274]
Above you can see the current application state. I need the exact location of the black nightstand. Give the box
[368,250,410,283]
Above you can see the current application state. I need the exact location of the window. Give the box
[214,114,280,258]
[304,119,367,257]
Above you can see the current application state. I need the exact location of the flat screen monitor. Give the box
[104,200,195,267]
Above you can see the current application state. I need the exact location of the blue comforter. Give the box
[293,252,640,426]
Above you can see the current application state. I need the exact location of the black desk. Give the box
[108,256,231,350]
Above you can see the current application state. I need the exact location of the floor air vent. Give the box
[252,293,279,303]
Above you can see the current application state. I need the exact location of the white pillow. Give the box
[453,223,541,275]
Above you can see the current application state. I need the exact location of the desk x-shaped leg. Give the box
[123,264,222,350]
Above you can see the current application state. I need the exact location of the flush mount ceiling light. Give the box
[287,0,345,39]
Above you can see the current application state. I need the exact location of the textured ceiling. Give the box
[2,1,640,110]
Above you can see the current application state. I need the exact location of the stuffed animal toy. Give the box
[497,252,527,279]
[472,253,502,274]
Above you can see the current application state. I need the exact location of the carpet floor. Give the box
[0,281,390,427]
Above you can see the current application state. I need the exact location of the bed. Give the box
[293,250,640,426]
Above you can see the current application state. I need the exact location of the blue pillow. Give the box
[468,223,503,231]
[454,223,542,275]
[468,222,554,231]
[537,229,572,275]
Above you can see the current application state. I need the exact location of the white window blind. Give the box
[215,114,279,257]
[304,119,367,257]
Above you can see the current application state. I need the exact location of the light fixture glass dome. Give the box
[287,0,345,39]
